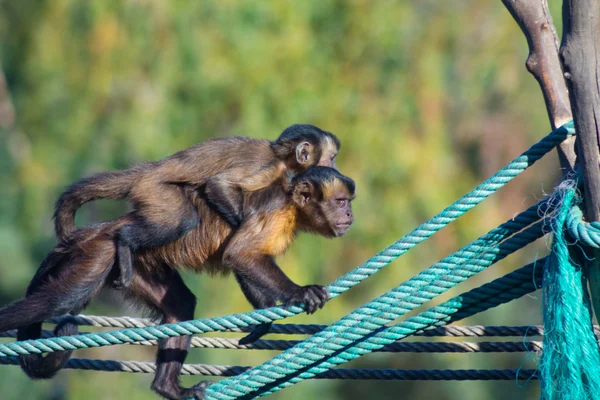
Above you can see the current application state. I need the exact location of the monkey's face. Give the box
[316,135,339,170]
[292,167,355,238]
[296,139,338,170]
[277,124,340,171]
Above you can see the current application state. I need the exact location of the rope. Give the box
[206,212,546,398]
[565,205,600,248]
[233,256,545,398]
[540,183,600,400]
[0,330,544,353]
[38,316,599,337]
[0,357,537,380]
[0,121,572,360]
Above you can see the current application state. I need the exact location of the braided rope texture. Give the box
[0,357,537,381]
[0,122,573,360]
[0,330,544,353]
[41,315,598,338]
[217,257,545,399]
[0,259,544,387]
[540,185,600,400]
[566,205,600,248]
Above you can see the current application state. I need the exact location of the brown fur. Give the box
[3,166,353,400]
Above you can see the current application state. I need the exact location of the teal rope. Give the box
[206,215,546,398]
[257,258,545,397]
[211,257,544,399]
[0,122,572,359]
[540,185,600,400]
[0,260,542,383]
[565,205,600,247]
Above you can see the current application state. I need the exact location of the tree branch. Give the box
[501,0,576,172]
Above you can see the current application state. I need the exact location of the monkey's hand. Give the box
[238,323,272,345]
[285,285,329,314]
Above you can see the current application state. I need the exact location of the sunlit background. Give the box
[0,1,565,399]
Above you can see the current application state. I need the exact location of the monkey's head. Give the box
[291,166,355,238]
[272,124,341,171]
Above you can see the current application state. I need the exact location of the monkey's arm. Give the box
[223,224,328,343]
[204,164,284,228]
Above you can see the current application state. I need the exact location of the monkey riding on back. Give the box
[53,124,341,290]
[0,125,356,400]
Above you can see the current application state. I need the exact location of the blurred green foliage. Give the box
[0,1,565,399]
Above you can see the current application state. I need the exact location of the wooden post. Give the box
[560,0,600,317]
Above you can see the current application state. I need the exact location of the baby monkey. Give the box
[53,124,340,289]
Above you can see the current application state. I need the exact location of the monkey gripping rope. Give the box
[0,121,574,359]
[4,121,597,400]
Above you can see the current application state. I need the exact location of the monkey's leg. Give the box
[233,273,276,345]
[115,184,200,289]
[127,267,208,400]
[18,255,86,379]
[204,165,281,228]
[204,178,243,228]
[0,251,110,333]
[18,310,83,379]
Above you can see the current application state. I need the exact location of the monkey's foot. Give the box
[239,323,272,345]
[179,381,212,400]
[153,381,211,400]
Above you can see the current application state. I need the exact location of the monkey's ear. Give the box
[295,141,313,165]
[292,181,315,207]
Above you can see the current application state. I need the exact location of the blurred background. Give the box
[0,1,566,399]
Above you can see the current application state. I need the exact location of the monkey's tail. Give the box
[54,168,142,242]
[17,317,78,379]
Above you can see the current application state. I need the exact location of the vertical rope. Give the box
[540,183,600,400]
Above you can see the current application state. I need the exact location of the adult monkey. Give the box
[53,124,340,289]
[1,167,355,400]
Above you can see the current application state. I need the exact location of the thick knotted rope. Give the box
[540,183,600,400]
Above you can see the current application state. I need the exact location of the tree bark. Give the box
[501,0,575,172]
[561,0,600,220]
[560,0,600,322]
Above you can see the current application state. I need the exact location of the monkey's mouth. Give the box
[334,222,352,235]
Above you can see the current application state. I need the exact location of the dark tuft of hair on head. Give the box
[292,166,355,195]
[277,124,340,150]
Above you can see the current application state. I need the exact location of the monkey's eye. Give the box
[335,199,347,207]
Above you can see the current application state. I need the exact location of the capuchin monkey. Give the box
[53,124,341,289]
[0,166,355,400]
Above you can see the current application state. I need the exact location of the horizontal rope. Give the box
[0,357,537,380]
[42,315,599,337]
[0,330,544,353]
